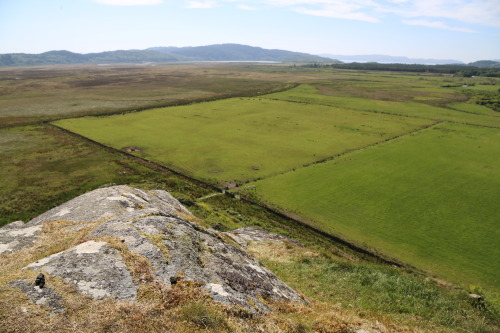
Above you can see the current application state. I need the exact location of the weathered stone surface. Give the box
[6,185,305,313]
[27,185,192,225]
[24,240,137,300]
[88,212,306,312]
[224,226,303,249]
[0,221,43,254]
[8,279,64,314]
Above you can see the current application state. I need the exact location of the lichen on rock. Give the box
[0,221,43,254]
[8,279,65,315]
[3,185,306,314]
[24,240,137,301]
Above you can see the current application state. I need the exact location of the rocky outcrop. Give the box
[27,185,192,226]
[8,279,65,315]
[25,240,137,301]
[0,221,43,254]
[1,185,306,314]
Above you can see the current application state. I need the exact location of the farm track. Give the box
[196,192,225,201]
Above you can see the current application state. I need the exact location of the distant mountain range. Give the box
[147,44,336,63]
[319,54,465,65]
[319,54,500,68]
[0,45,497,68]
[0,44,332,67]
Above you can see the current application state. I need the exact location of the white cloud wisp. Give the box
[231,0,500,29]
[185,0,217,8]
[91,0,163,5]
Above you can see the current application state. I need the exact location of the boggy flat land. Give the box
[0,63,293,127]
[2,63,500,296]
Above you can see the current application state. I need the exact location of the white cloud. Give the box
[403,19,476,33]
[238,4,258,10]
[91,0,163,5]
[263,0,380,22]
[185,0,217,8]
[295,5,378,23]
[380,0,500,27]
[232,0,500,27]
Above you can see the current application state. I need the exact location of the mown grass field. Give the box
[54,98,433,184]
[264,84,500,127]
[244,122,500,290]
[448,102,498,115]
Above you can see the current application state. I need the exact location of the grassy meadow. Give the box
[2,64,499,330]
[0,124,215,226]
[51,69,500,293]
[264,84,500,127]
[244,122,500,290]
[0,64,289,127]
[54,98,433,183]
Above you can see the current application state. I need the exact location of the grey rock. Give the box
[27,185,192,225]
[8,279,65,314]
[0,221,43,254]
[9,186,305,313]
[89,212,306,312]
[24,240,136,300]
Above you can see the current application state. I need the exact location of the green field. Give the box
[52,72,500,291]
[244,122,500,289]
[54,98,432,183]
[264,84,500,127]
[2,65,500,330]
[448,102,499,115]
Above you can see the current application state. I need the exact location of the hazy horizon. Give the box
[1,0,499,63]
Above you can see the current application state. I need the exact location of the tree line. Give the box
[305,62,500,77]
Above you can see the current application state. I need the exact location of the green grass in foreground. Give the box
[245,122,500,291]
[53,98,432,184]
[264,84,500,128]
[261,254,499,332]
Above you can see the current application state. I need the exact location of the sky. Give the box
[0,0,499,62]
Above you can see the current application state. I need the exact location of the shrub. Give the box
[180,302,229,331]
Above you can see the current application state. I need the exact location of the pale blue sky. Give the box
[0,0,499,62]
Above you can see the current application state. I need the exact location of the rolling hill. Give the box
[0,44,331,66]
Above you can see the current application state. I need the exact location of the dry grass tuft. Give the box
[179,302,231,331]
[161,279,209,309]
[1,218,470,332]
[100,236,155,284]
[246,240,319,264]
